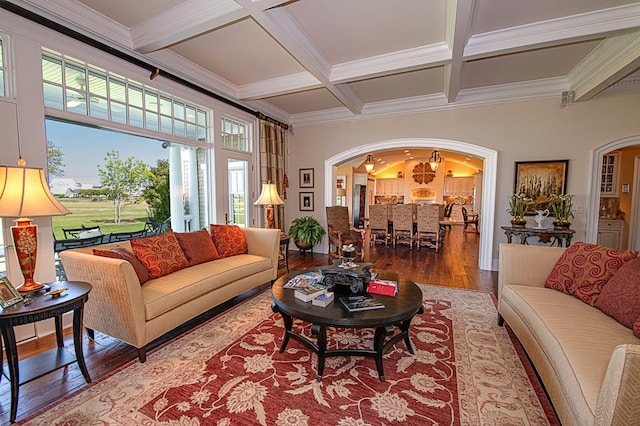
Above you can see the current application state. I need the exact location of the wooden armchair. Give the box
[462,207,479,233]
[325,206,364,259]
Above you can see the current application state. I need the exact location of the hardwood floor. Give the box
[0,226,496,423]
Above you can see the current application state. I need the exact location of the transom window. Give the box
[41,49,209,143]
[221,116,250,152]
[0,37,8,97]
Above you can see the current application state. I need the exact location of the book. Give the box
[294,283,327,302]
[367,279,398,296]
[284,271,324,289]
[339,294,385,312]
[312,292,334,307]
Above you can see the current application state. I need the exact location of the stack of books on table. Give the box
[284,271,324,289]
[312,292,334,307]
[294,283,328,302]
[339,294,385,312]
[367,279,398,296]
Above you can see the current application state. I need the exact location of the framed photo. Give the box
[514,160,569,214]
[299,168,314,188]
[0,277,22,308]
[300,192,314,211]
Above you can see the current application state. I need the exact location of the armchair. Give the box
[325,206,364,259]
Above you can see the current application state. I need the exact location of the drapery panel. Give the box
[258,117,287,231]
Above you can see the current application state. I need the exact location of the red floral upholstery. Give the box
[130,230,189,279]
[634,317,640,339]
[209,224,248,258]
[175,229,220,266]
[93,246,150,285]
[595,257,640,328]
[544,242,638,306]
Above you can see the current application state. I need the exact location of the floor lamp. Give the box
[0,165,70,293]
[254,182,284,229]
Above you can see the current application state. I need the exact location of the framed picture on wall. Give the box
[0,277,22,308]
[514,160,569,213]
[299,168,314,188]
[300,192,314,211]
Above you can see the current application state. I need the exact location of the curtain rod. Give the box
[0,1,289,130]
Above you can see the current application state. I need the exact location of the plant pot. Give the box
[510,216,527,227]
[294,240,313,252]
[553,219,571,228]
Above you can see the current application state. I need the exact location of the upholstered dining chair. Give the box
[392,204,415,248]
[416,204,441,251]
[325,206,364,259]
[368,204,390,246]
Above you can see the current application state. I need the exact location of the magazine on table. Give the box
[284,271,324,289]
[339,294,385,312]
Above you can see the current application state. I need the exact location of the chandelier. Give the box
[428,150,443,171]
[364,154,375,173]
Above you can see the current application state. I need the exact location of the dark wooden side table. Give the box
[0,281,92,423]
[279,235,291,273]
[500,226,575,247]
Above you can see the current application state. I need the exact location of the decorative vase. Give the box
[11,218,44,293]
[553,219,571,228]
[510,216,527,227]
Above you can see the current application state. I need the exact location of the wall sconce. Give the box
[428,150,443,171]
[364,154,375,173]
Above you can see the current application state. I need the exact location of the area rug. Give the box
[21,284,559,425]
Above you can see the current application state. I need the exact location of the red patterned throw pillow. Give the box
[634,317,640,339]
[93,246,150,285]
[595,257,640,329]
[544,242,638,306]
[130,230,189,279]
[209,224,248,258]
[175,229,220,266]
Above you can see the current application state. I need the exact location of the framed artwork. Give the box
[300,192,314,211]
[0,277,22,308]
[514,160,569,213]
[299,168,314,188]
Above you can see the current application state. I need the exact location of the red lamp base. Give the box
[11,218,44,293]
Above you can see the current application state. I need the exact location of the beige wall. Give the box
[286,89,640,268]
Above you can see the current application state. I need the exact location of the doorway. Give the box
[324,138,498,271]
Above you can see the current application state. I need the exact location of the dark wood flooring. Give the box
[1,226,496,424]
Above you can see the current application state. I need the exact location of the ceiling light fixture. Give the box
[428,150,443,171]
[364,154,375,173]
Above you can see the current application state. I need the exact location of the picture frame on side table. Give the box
[0,277,23,308]
[300,192,314,211]
[299,168,314,188]
[514,160,569,214]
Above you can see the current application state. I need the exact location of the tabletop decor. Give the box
[0,276,23,308]
[549,193,575,227]
[507,193,531,226]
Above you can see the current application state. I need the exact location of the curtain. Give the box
[258,116,287,231]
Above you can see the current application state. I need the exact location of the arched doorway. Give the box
[324,138,497,271]
[587,135,640,248]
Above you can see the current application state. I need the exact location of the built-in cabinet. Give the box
[600,152,620,197]
[443,176,473,196]
[597,219,625,249]
[376,178,403,195]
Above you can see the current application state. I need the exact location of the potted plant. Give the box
[507,193,531,226]
[288,216,326,252]
[549,194,575,227]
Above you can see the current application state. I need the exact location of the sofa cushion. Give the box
[635,318,640,339]
[142,254,272,320]
[210,224,248,258]
[544,242,638,306]
[130,230,189,279]
[175,229,220,266]
[92,246,150,284]
[595,257,640,329]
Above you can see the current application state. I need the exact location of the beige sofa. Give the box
[498,243,640,426]
[60,227,280,362]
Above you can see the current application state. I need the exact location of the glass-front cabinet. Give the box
[600,152,620,197]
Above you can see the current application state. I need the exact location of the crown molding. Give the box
[608,75,640,91]
[464,3,640,60]
[239,72,321,99]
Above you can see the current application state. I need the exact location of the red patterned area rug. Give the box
[22,284,559,425]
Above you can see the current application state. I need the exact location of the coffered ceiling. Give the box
[6,0,640,126]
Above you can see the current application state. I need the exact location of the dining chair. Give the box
[462,207,479,233]
[368,204,390,246]
[416,204,441,251]
[392,204,415,248]
[325,206,364,259]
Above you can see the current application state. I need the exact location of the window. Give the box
[0,38,6,97]
[221,116,250,152]
[42,49,209,143]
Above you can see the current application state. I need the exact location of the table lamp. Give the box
[0,164,70,293]
[254,182,284,229]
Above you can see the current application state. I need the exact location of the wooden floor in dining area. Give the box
[0,225,495,424]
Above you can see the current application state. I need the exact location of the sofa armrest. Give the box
[241,227,280,279]
[60,250,147,348]
[498,243,565,295]
[595,344,640,425]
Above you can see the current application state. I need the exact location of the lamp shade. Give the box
[0,165,70,218]
[254,183,284,206]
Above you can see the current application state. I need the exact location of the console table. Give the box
[501,226,575,247]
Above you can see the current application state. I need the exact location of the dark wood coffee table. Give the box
[271,267,423,382]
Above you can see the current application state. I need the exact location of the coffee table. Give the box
[271,267,423,382]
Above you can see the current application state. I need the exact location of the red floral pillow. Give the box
[595,257,640,329]
[209,224,248,258]
[175,229,220,266]
[130,230,189,279]
[545,242,638,306]
[93,246,150,285]
[634,317,640,339]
